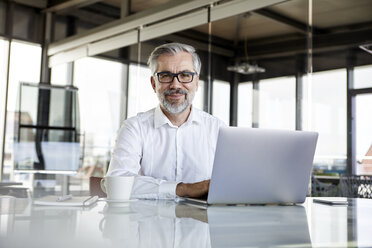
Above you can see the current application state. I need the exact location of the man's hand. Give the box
[176,180,210,197]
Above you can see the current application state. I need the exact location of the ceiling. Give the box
[12,0,372,76]
[106,0,372,40]
[105,0,171,12]
[17,0,372,42]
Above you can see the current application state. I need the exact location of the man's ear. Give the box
[151,76,156,93]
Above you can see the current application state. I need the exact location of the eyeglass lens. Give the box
[157,72,195,83]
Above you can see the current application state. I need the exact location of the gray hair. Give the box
[147,42,201,75]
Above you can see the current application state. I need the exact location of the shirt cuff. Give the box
[159,181,178,199]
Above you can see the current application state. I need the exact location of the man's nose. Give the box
[169,76,182,88]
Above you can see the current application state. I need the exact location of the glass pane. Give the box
[51,63,70,86]
[12,83,80,172]
[303,69,347,174]
[18,83,38,125]
[355,94,372,175]
[14,129,80,172]
[238,82,252,127]
[74,57,123,173]
[0,39,9,177]
[4,40,41,180]
[0,39,8,110]
[354,65,372,89]
[212,80,230,125]
[8,40,41,111]
[49,87,78,128]
[258,77,295,130]
[127,64,157,118]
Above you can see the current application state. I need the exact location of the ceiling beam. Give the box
[237,28,372,60]
[254,9,326,35]
[173,30,235,50]
[82,2,121,19]
[12,0,47,9]
[210,0,286,22]
[48,0,216,56]
[47,0,287,66]
[66,8,115,25]
[158,34,234,57]
[43,0,102,13]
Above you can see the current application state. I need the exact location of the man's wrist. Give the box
[176,182,187,197]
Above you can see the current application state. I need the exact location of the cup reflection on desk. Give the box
[99,203,139,246]
[100,176,134,201]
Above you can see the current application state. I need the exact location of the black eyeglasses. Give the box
[155,71,197,83]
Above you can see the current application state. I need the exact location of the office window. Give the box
[355,94,372,174]
[8,41,41,111]
[0,39,9,176]
[51,63,70,86]
[3,40,41,179]
[127,64,157,118]
[0,38,8,108]
[74,57,123,174]
[354,65,372,89]
[259,77,295,130]
[303,69,347,173]
[213,80,230,125]
[354,64,372,174]
[238,82,253,127]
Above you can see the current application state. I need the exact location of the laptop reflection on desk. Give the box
[176,204,311,247]
[207,205,311,247]
[183,127,318,206]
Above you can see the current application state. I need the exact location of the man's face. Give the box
[151,52,199,115]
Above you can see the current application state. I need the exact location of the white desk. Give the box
[1,197,372,247]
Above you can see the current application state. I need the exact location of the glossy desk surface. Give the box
[1,197,372,248]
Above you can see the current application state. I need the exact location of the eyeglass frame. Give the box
[154,71,198,84]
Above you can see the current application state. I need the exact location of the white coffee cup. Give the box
[100,176,134,201]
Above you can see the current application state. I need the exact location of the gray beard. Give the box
[157,88,195,114]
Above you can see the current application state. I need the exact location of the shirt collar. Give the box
[154,105,172,128]
[154,105,202,129]
[186,105,202,125]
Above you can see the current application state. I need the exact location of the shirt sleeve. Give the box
[107,118,178,200]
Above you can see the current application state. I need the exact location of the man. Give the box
[107,43,225,199]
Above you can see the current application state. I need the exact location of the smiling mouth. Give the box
[168,94,184,98]
[167,94,185,103]
[164,89,188,103]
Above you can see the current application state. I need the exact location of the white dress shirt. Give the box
[128,200,211,248]
[107,105,225,199]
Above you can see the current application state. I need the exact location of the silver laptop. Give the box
[184,127,318,206]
